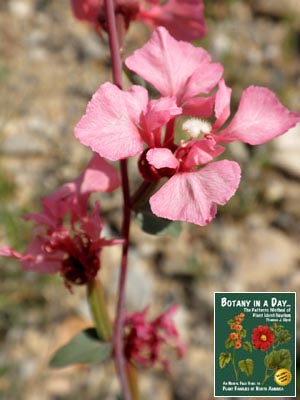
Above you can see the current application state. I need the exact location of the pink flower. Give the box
[74,28,299,226]
[70,0,206,42]
[0,156,122,286]
[144,80,299,225]
[123,305,185,372]
[0,203,121,286]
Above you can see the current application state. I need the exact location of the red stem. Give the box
[104,1,132,399]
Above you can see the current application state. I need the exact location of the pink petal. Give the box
[21,237,62,273]
[71,0,101,23]
[138,0,207,41]
[37,154,120,225]
[75,82,148,161]
[182,62,223,104]
[141,97,182,147]
[0,242,62,274]
[125,27,215,103]
[216,86,299,144]
[142,97,182,132]
[76,154,120,193]
[182,139,225,169]
[147,148,179,169]
[213,79,232,131]
[23,211,57,227]
[40,182,80,226]
[182,95,215,117]
[0,246,23,259]
[80,202,103,240]
[149,160,241,226]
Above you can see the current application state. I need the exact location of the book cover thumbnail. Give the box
[214,292,296,397]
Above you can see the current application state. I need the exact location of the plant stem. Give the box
[126,362,140,400]
[87,278,112,341]
[262,368,275,385]
[231,349,238,381]
[105,0,122,88]
[104,1,133,399]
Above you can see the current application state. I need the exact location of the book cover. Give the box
[214,292,296,397]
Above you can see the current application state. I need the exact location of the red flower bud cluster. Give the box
[228,312,245,349]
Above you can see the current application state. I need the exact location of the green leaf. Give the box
[219,352,231,368]
[49,328,112,368]
[271,323,284,333]
[239,359,254,376]
[264,349,292,371]
[136,203,181,236]
[225,338,235,349]
[242,341,253,352]
[239,329,247,338]
[275,329,292,345]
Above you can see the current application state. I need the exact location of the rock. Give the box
[251,0,300,26]
[1,116,55,156]
[272,124,300,178]
[9,0,33,18]
[106,247,155,312]
[231,226,299,289]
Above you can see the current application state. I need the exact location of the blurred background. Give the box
[0,0,300,399]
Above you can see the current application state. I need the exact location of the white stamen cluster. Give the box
[182,118,212,138]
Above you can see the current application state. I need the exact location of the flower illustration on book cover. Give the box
[218,312,253,381]
[252,323,292,386]
[218,315,292,385]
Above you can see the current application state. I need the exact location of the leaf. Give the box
[219,352,231,368]
[264,349,292,371]
[225,338,235,349]
[275,329,292,345]
[242,341,252,352]
[239,359,254,376]
[271,322,284,333]
[136,202,181,236]
[49,328,112,368]
[239,329,247,338]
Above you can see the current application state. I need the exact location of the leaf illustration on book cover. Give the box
[264,349,292,371]
[219,352,231,368]
[271,323,292,346]
[242,341,253,352]
[275,330,292,345]
[238,358,254,376]
[225,338,234,349]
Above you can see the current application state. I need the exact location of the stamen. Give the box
[182,118,212,138]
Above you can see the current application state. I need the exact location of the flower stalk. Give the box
[126,362,140,400]
[104,0,137,399]
[87,278,112,341]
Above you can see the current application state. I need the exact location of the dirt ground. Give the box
[0,1,300,399]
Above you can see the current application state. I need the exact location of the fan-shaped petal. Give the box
[75,82,148,160]
[126,27,214,102]
[149,160,241,225]
[217,86,299,144]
